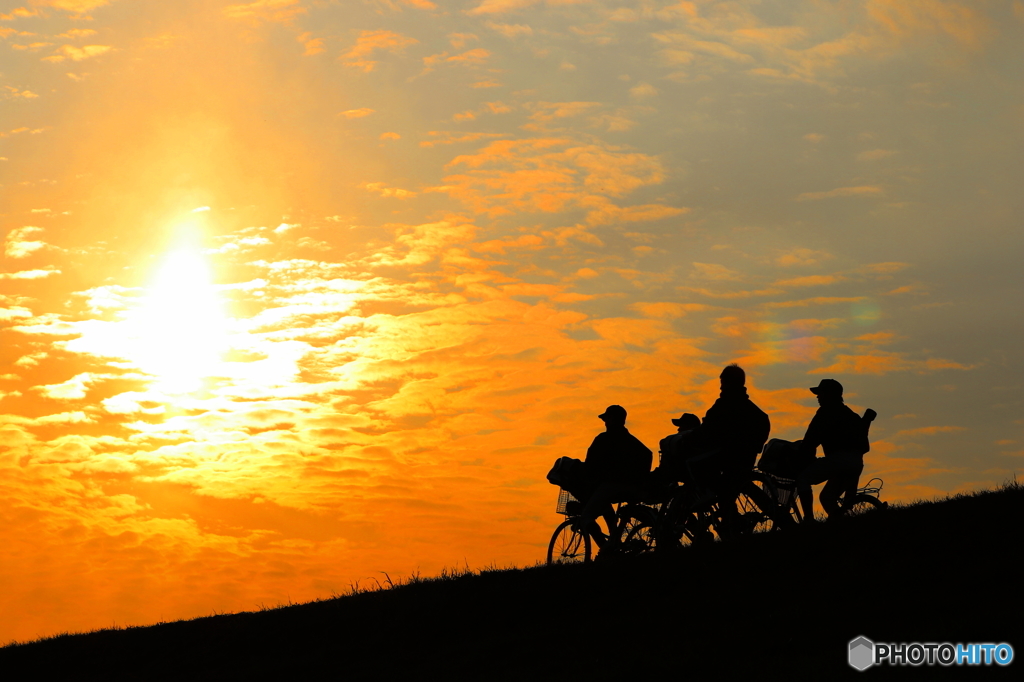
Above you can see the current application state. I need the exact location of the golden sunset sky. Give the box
[2,0,1023,642]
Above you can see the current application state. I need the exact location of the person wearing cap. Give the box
[656,412,701,483]
[575,405,653,550]
[795,379,872,521]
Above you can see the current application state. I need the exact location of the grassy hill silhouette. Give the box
[2,482,1021,680]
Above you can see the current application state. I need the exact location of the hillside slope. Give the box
[2,484,1022,680]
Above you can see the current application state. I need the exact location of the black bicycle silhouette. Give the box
[547,470,777,564]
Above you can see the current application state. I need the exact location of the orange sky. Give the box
[2,0,1023,643]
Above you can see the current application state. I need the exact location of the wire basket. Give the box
[556,488,582,516]
[767,474,798,508]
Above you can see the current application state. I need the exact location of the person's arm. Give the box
[635,437,653,474]
[585,433,607,477]
[802,410,824,457]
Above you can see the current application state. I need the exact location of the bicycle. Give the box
[757,472,889,524]
[547,488,674,564]
[612,470,779,556]
[657,475,778,549]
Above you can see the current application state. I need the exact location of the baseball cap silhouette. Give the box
[599,405,627,422]
[671,413,700,429]
[810,378,843,396]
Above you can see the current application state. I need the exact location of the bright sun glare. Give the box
[132,244,229,394]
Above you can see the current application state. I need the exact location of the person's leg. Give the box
[796,459,830,523]
[839,463,865,512]
[819,475,844,518]
[820,459,865,519]
[797,484,814,522]
[601,504,618,545]
[579,482,617,546]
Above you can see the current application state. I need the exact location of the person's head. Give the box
[720,363,745,388]
[671,413,700,431]
[810,378,843,404]
[598,404,627,428]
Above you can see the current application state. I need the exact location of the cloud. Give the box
[628,82,658,99]
[341,30,418,72]
[796,186,884,201]
[866,0,992,48]
[55,28,97,38]
[467,0,544,15]
[2,85,41,98]
[774,248,833,267]
[297,32,324,56]
[5,226,49,258]
[33,373,98,401]
[484,21,533,38]
[42,44,113,62]
[223,0,307,25]
[102,391,166,415]
[811,352,971,375]
[630,302,706,319]
[1,306,34,325]
[434,138,671,219]
[525,101,602,127]
[445,48,490,65]
[361,182,417,199]
[774,275,843,288]
[857,149,897,161]
[367,217,477,267]
[33,0,111,12]
[339,108,376,118]
[420,132,508,148]
[861,262,911,274]
[690,263,742,281]
[894,425,967,437]
[583,200,687,226]
[0,269,61,279]
[0,7,39,20]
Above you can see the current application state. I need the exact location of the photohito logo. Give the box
[849,636,1014,670]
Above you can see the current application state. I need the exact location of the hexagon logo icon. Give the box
[849,636,874,671]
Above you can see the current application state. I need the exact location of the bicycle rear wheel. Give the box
[845,493,887,516]
[547,519,592,565]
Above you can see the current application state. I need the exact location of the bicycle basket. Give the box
[768,475,797,507]
[556,488,582,516]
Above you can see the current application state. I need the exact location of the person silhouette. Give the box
[693,364,771,512]
[656,412,700,483]
[574,405,652,551]
[794,379,872,521]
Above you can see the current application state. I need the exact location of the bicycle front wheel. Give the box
[732,476,782,535]
[547,519,592,565]
[655,497,707,552]
[617,507,658,555]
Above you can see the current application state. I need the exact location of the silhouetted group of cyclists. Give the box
[550,364,875,555]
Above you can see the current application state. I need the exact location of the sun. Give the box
[131,244,229,394]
